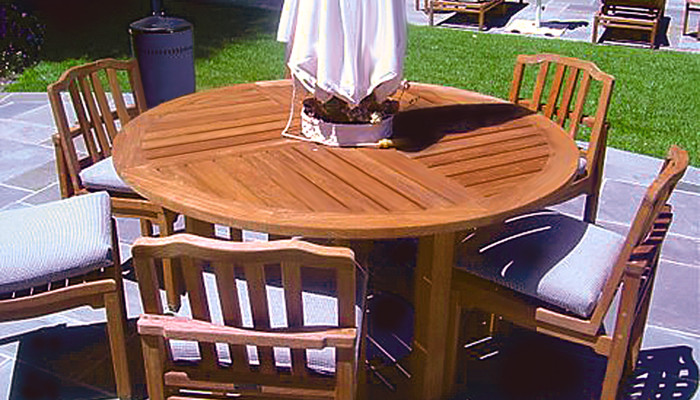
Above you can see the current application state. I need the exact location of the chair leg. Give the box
[592,17,599,43]
[443,294,463,393]
[105,291,132,400]
[158,209,182,312]
[141,335,166,400]
[429,2,435,26]
[601,273,643,399]
[683,4,689,35]
[478,12,485,31]
[336,348,355,400]
[583,192,600,224]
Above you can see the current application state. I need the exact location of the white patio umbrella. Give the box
[277,0,407,106]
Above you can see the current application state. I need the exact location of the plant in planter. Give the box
[278,0,407,147]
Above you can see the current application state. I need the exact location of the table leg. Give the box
[411,232,456,400]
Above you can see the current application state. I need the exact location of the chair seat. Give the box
[0,192,113,293]
[171,275,366,375]
[79,157,134,194]
[454,210,626,318]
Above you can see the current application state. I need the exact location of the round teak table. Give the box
[114,80,579,399]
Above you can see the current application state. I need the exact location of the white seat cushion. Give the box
[0,192,113,293]
[79,157,134,194]
[455,210,625,318]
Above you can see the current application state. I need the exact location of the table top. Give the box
[114,80,579,239]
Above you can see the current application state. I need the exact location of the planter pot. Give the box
[300,108,393,147]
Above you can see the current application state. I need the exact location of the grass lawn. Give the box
[3,3,698,165]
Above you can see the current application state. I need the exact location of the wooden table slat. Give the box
[292,146,422,212]
[275,148,388,213]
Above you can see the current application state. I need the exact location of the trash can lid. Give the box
[130,15,192,34]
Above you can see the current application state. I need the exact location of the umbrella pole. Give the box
[535,0,542,28]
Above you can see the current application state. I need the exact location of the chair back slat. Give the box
[531,61,550,112]
[243,262,277,373]
[543,64,567,119]
[181,256,219,368]
[68,80,100,163]
[281,261,309,375]
[90,71,119,143]
[567,71,592,139]
[78,74,111,158]
[212,261,249,371]
[106,68,131,125]
[556,67,580,127]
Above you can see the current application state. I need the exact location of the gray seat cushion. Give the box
[79,156,135,194]
[170,272,366,375]
[0,192,113,293]
[455,210,625,318]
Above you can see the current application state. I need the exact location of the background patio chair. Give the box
[428,0,510,31]
[48,58,185,310]
[0,191,131,399]
[444,145,688,399]
[683,0,700,36]
[509,53,615,223]
[132,234,368,400]
[592,0,666,48]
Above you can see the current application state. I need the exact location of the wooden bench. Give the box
[592,0,666,48]
[429,0,509,31]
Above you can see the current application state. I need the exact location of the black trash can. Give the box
[130,15,195,109]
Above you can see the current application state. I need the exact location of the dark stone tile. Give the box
[0,138,54,183]
[642,325,700,363]
[599,179,699,239]
[597,179,645,225]
[4,161,57,192]
[14,104,59,128]
[7,93,49,102]
[0,202,33,212]
[0,185,31,210]
[21,183,61,206]
[0,119,54,145]
[0,101,47,120]
[647,260,700,335]
[603,148,666,186]
[667,190,700,237]
[549,193,586,217]
[6,323,122,400]
[659,234,700,267]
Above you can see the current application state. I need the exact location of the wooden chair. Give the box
[444,146,688,399]
[428,0,508,31]
[592,0,666,48]
[133,234,368,400]
[0,192,131,399]
[683,0,700,37]
[509,54,615,223]
[48,58,185,310]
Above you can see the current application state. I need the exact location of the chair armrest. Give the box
[138,314,357,349]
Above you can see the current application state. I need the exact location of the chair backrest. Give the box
[509,54,615,169]
[48,58,147,197]
[602,0,666,11]
[132,234,363,397]
[592,146,688,323]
